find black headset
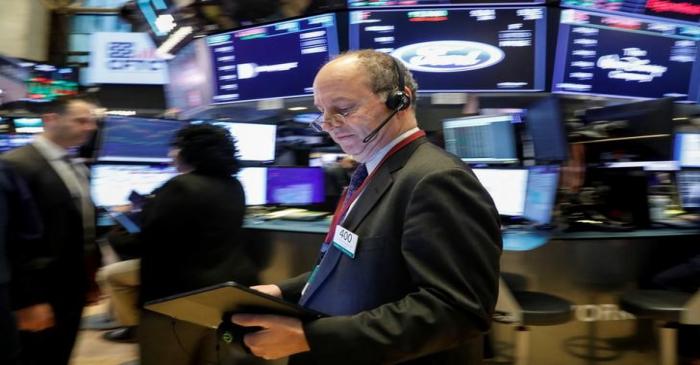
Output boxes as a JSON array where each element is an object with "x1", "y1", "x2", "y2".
[{"x1": 384, "y1": 57, "x2": 411, "y2": 112}]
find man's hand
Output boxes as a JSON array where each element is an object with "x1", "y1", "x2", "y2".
[
  {"x1": 15, "y1": 303, "x2": 55, "y2": 331},
  {"x1": 250, "y1": 284, "x2": 282, "y2": 298},
  {"x1": 231, "y1": 314, "x2": 310, "y2": 360}
]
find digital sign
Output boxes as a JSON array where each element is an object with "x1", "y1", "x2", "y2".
[
  {"x1": 552, "y1": 9, "x2": 700, "y2": 101},
  {"x1": 349, "y1": 7, "x2": 547, "y2": 92},
  {"x1": 349, "y1": 0, "x2": 545, "y2": 6},
  {"x1": 87, "y1": 32, "x2": 169, "y2": 85},
  {"x1": 207, "y1": 13, "x2": 340, "y2": 103},
  {"x1": 562, "y1": 0, "x2": 700, "y2": 24}
]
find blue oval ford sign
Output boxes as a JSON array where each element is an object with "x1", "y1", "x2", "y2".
[{"x1": 391, "y1": 41, "x2": 505, "y2": 73}]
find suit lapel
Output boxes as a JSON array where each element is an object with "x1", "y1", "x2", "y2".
[
  {"x1": 26, "y1": 145, "x2": 79, "y2": 210},
  {"x1": 299, "y1": 137, "x2": 429, "y2": 306}
]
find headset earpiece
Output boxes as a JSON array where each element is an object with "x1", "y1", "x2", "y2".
[{"x1": 385, "y1": 57, "x2": 411, "y2": 112}]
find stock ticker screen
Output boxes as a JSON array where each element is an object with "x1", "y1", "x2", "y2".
[
  {"x1": 552, "y1": 9, "x2": 700, "y2": 101},
  {"x1": 561, "y1": 0, "x2": 700, "y2": 24},
  {"x1": 349, "y1": 7, "x2": 547, "y2": 92},
  {"x1": 348, "y1": 0, "x2": 545, "y2": 7},
  {"x1": 207, "y1": 14, "x2": 340, "y2": 103},
  {"x1": 97, "y1": 116, "x2": 184, "y2": 163}
]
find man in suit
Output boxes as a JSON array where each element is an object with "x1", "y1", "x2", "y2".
[
  {"x1": 231, "y1": 50, "x2": 502, "y2": 364},
  {"x1": 0, "y1": 161, "x2": 43, "y2": 365},
  {"x1": 1, "y1": 96, "x2": 98, "y2": 365}
]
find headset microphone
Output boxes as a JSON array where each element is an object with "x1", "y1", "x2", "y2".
[{"x1": 362, "y1": 57, "x2": 411, "y2": 144}]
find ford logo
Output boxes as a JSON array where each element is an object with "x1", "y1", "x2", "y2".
[{"x1": 391, "y1": 41, "x2": 505, "y2": 73}]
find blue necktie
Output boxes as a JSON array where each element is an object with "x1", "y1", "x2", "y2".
[{"x1": 342, "y1": 163, "x2": 368, "y2": 212}]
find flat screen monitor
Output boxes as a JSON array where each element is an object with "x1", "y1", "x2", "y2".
[
  {"x1": 165, "y1": 38, "x2": 214, "y2": 115},
  {"x1": 560, "y1": 0, "x2": 700, "y2": 25},
  {"x1": 523, "y1": 165, "x2": 559, "y2": 225},
  {"x1": 23, "y1": 62, "x2": 79, "y2": 102},
  {"x1": 0, "y1": 134, "x2": 34, "y2": 153},
  {"x1": 443, "y1": 114, "x2": 518, "y2": 164},
  {"x1": 97, "y1": 116, "x2": 184, "y2": 163},
  {"x1": 267, "y1": 167, "x2": 325, "y2": 205},
  {"x1": 90, "y1": 164, "x2": 178, "y2": 207},
  {"x1": 237, "y1": 167, "x2": 268, "y2": 206},
  {"x1": 677, "y1": 169, "x2": 700, "y2": 210},
  {"x1": 581, "y1": 98, "x2": 674, "y2": 162},
  {"x1": 207, "y1": 13, "x2": 340, "y2": 103},
  {"x1": 472, "y1": 168, "x2": 528, "y2": 216},
  {"x1": 674, "y1": 132, "x2": 700, "y2": 168},
  {"x1": 210, "y1": 122, "x2": 277, "y2": 162},
  {"x1": 552, "y1": 9, "x2": 700, "y2": 101},
  {"x1": 349, "y1": 7, "x2": 547, "y2": 92},
  {"x1": 349, "y1": 0, "x2": 545, "y2": 7},
  {"x1": 13, "y1": 117, "x2": 44, "y2": 134},
  {"x1": 0, "y1": 117, "x2": 10, "y2": 133},
  {"x1": 526, "y1": 97, "x2": 569, "y2": 162},
  {"x1": 309, "y1": 152, "x2": 349, "y2": 167}
]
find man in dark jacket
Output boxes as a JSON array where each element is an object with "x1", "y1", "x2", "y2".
[{"x1": 231, "y1": 50, "x2": 502, "y2": 364}]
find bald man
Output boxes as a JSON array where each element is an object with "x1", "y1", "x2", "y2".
[{"x1": 232, "y1": 50, "x2": 502, "y2": 365}]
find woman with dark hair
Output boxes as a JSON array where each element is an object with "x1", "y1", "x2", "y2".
[{"x1": 138, "y1": 124, "x2": 260, "y2": 365}]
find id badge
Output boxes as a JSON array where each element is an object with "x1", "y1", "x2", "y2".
[{"x1": 332, "y1": 225, "x2": 359, "y2": 258}]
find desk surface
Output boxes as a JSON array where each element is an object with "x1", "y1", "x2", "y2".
[{"x1": 244, "y1": 218, "x2": 700, "y2": 251}]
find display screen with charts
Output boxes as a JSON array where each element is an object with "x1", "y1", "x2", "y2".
[
  {"x1": 90, "y1": 164, "x2": 178, "y2": 207},
  {"x1": 97, "y1": 116, "x2": 184, "y2": 163}
]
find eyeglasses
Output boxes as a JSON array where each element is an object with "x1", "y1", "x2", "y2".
[{"x1": 309, "y1": 104, "x2": 362, "y2": 133}]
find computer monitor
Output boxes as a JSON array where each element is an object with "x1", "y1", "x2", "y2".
[
  {"x1": 443, "y1": 114, "x2": 518, "y2": 164},
  {"x1": 552, "y1": 9, "x2": 700, "y2": 101},
  {"x1": 348, "y1": 0, "x2": 545, "y2": 7},
  {"x1": 472, "y1": 168, "x2": 529, "y2": 216},
  {"x1": 523, "y1": 165, "x2": 560, "y2": 225},
  {"x1": 210, "y1": 122, "x2": 277, "y2": 162},
  {"x1": 267, "y1": 167, "x2": 325, "y2": 206},
  {"x1": 677, "y1": 169, "x2": 700, "y2": 211},
  {"x1": 581, "y1": 98, "x2": 675, "y2": 162},
  {"x1": 560, "y1": 0, "x2": 700, "y2": 25},
  {"x1": 674, "y1": 132, "x2": 700, "y2": 168},
  {"x1": 309, "y1": 152, "x2": 349, "y2": 167},
  {"x1": 0, "y1": 134, "x2": 33, "y2": 153},
  {"x1": 237, "y1": 167, "x2": 268, "y2": 206},
  {"x1": 97, "y1": 116, "x2": 184, "y2": 163},
  {"x1": 13, "y1": 117, "x2": 44, "y2": 134},
  {"x1": 23, "y1": 62, "x2": 78, "y2": 102},
  {"x1": 349, "y1": 7, "x2": 547, "y2": 92},
  {"x1": 90, "y1": 164, "x2": 178, "y2": 207},
  {"x1": 526, "y1": 97, "x2": 569, "y2": 162},
  {"x1": 207, "y1": 13, "x2": 340, "y2": 103}
]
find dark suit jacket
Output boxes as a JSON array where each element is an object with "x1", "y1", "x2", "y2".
[
  {"x1": 139, "y1": 172, "x2": 259, "y2": 304},
  {"x1": 1, "y1": 145, "x2": 88, "y2": 308},
  {"x1": 278, "y1": 136, "x2": 502, "y2": 365}
]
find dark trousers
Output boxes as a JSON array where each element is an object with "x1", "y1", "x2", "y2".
[
  {"x1": 18, "y1": 293, "x2": 85, "y2": 365},
  {"x1": 0, "y1": 283, "x2": 20, "y2": 365}
]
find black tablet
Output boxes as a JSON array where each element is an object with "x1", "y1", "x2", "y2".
[{"x1": 144, "y1": 281, "x2": 326, "y2": 329}]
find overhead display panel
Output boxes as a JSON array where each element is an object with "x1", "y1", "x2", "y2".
[
  {"x1": 349, "y1": 7, "x2": 547, "y2": 92},
  {"x1": 552, "y1": 9, "x2": 700, "y2": 101},
  {"x1": 561, "y1": 0, "x2": 700, "y2": 25},
  {"x1": 207, "y1": 13, "x2": 340, "y2": 104},
  {"x1": 348, "y1": 0, "x2": 545, "y2": 7}
]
